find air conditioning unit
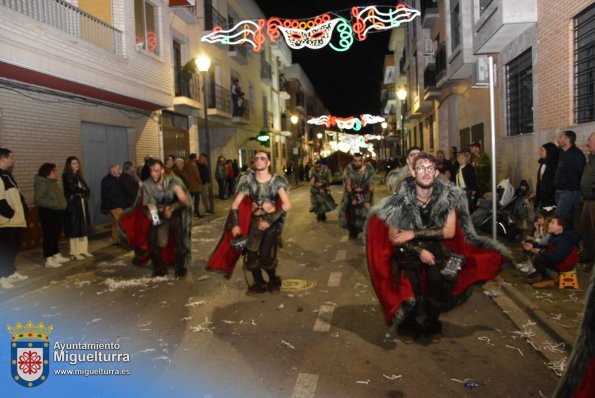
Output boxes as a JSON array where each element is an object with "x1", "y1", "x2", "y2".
[
  {"x1": 472, "y1": 56, "x2": 490, "y2": 87},
  {"x1": 423, "y1": 39, "x2": 434, "y2": 56}
]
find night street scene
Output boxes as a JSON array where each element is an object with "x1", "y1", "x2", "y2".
[{"x1": 0, "y1": 1, "x2": 594, "y2": 397}]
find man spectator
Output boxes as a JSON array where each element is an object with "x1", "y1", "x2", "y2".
[
  {"x1": 469, "y1": 141, "x2": 491, "y2": 195},
  {"x1": 0, "y1": 147, "x2": 29, "y2": 289},
  {"x1": 197, "y1": 154, "x2": 212, "y2": 215},
  {"x1": 184, "y1": 153, "x2": 202, "y2": 218},
  {"x1": 120, "y1": 161, "x2": 140, "y2": 209},
  {"x1": 101, "y1": 164, "x2": 126, "y2": 246},
  {"x1": 173, "y1": 158, "x2": 189, "y2": 188},
  {"x1": 140, "y1": 155, "x2": 152, "y2": 182},
  {"x1": 215, "y1": 156, "x2": 227, "y2": 199},
  {"x1": 579, "y1": 132, "x2": 595, "y2": 271},
  {"x1": 555, "y1": 130, "x2": 587, "y2": 227}
]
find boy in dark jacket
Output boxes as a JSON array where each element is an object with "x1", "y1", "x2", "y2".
[{"x1": 523, "y1": 215, "x2": 579, "y2": 288}]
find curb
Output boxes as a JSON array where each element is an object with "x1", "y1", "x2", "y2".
[{"x1": 493, "y1": 276, "x2": 576, "y2": 351}]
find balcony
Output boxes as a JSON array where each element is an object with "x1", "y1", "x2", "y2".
[
  {"x1": 420, "y1": 0, "x2": 439, "y2": 29},
  {"x1": 423, "y1": 64, "x2": 440, "y2": 100},
  {"x1": 473, "y1": 0, "x2": 537, "y2": 54},
  {"x1": 232, "y1": 98, "x2": 250, "y2": 124},
  {"x1": 229, "y1": 44, "x2": 248, "y2": 65},
  {"x1": 172, "y1": 67, "x2": 201, "y2": 114},
  {"x1": 261, "y1": 60, "x2": 272, "y2": 83},
  {"x1": 263, "y1": 111, "x2": 273, "y2": 130},
  {"x1": 204, "y1": 6, "x2": 226, "y2": 31},
  {"x1": 2, "y1": 0, "x2": 122, "y2": 55},
  {"x1": 206, "y1": 83, "x2": 231, "y2": 119}
]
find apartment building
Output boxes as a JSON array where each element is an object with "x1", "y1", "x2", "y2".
[
  {"x1": 169, "y1": 0, "x2": 295, "y2": 177},
  {"x1": 0, "y1": 0, "x2": 173, "y2": 245},
  {"x1": 387, "y1": 0, "x2": 595, "y2": 187}
]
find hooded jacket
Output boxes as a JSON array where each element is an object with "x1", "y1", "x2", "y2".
[{"x1": 34, "y1": 174, "x2": 67, "y2": 210}]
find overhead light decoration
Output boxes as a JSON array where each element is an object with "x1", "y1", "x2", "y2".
[
  {"x1": 201, "y1": 4, "x2": 420, "y2": 52},
  {"x1": 307, "y1": 114, "x2": 385, "y2": 131}
]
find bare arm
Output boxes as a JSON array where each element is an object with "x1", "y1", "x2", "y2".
[
  {"x1": 278, "y1": 188, "x2": 291, "y2": 212},
  {"x1": 442, "y1": 211, "x2": 456, "y2": 239}
]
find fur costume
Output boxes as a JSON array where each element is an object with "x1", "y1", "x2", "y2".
[
  {"x1": 207, "y1": 172, "x2": 288, "y2": 277},
  {"x1": 366, "y1": 176, "x2": 514, "y2": 324},
  {"x1": 554, "y1": 270, "x2": 595, "y2": 398},
  {"x1": 309, "y1": 166, "x2": 337, "y2": 215},
  {"x1": 338, "y1": 163, "x2": 375, "y2": 231},
  {"x1": 118, "y1": 178, "x2": 193, "y2": 268}
]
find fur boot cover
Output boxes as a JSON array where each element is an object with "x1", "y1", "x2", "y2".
[{"x1": 365, "y1": 176, "x2": 514, "y2": 324}]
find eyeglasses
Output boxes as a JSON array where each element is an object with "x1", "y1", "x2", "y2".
[
  {"x1": 253, "y1": 156, "x2": 268, "y2": 161},
  {"x1": 415, "y1": 165, "x2": 436, "y2": 174}
]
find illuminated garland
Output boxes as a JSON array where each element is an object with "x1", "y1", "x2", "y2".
[
  {"x1": 201, "y1": 4, "x2": 420, "y2": 52},
  {"x1": 307, "y1": 114, "x2": 385, "y2": 131}
]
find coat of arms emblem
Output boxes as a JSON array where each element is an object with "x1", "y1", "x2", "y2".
[{"x1": 7, "y1": 321, "x2": 52, "y2": 387}]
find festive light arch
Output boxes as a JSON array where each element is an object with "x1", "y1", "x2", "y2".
[
  {"x1": 201, "y1": 4, "x2": 420, "y2": 52},
  {"x1": 307, "y1": 114, "x2": 385, "y2": 131}
]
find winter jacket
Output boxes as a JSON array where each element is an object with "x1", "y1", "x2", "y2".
[
  {"x1": 183, "y1": 161, "x2": 202, "y2": 192},
  {"x1": 580, "y1": 153, "x2": 595, "y2": 201},
  {"x1": 101, "y1": 174, "x2": 125, "y2": 212},
  {"x1": 534, "y1": 229, "x2": 580, "y2": 272},
  {"x1": 62, "y1": 172, "x2": 91, "y2": 238},
  {"x1": 119, "y1": 172, "x2": 139, "y2": 209},
  {"x1": 0, "y1": 170, "x2": 27, "y2": 228},
  {"x1": 33, "y1": 175, "x2": 67, "y2": 210},
  {"x1": 535, "y1": 158, "x2": 557, "y2": 208},
  {"x1": 555, "y1": 145, "x2": 586, "y2": 191}
]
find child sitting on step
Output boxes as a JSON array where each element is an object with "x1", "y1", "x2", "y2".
[{"x1": 523, "y1": 215, "x2": 580, "y2": 288}]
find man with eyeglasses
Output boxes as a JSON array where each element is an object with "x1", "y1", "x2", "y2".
[
  {"x1": 208, "y1": 151, "x2": 291, "y2": 295},
  {"x1": 367, "y1": 153, "x2": 511, "y2": 344},
  {"x1": 339, "y1": 153, "x2": 375, "y2": 240}
]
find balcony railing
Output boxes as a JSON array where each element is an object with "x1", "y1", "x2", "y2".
[
  {"x1": 204, "y1": 6, "x2": 226, "y2": 30},
  {"x1": 420, "y1": 0, "x2": 438, "y2": 28},
  {"x1": 207, "y1": 83, "x2": 231, "y2": 114},
  {"x1": 173, "y1": 67, "x2": 201, "y2": 101},
  {"x1": 261, "y1": 60, "x2": 272, "y2": 80},
  {"x1": 233, "y1": 98, "x2": 250, "y2": 120},
  {"x1": 424, "y1": 64, "x2": 437, "y2": 88},
  {"x1": 296, "y1": 91, "x2": 305, "y2": 108},
  {"x1": 229, "y1": 43, "x2": 248, "y2": 64},
  {"x1": 2, "y1": 0, "x2": 122, "y2": 55}
]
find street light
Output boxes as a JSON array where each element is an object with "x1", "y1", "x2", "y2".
[
  {"x1": 396, "y1": 87, "x2": 408, "y2": 158},
  {"x1": 290, "y1": 114, "x2": 299, "y2": 186},
  {"x1": 195, "y1": 54, "x2": 215, "y2": 214}
]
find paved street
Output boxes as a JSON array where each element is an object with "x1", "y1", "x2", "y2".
[{"x1": 1, "y1": 184, "x2": 563, "y2": 397}]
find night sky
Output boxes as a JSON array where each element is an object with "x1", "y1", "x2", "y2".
[{"x1": 254, "y1": 1, "x2": 392, "y2": 117}]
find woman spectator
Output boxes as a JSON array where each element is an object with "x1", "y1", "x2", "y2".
[
  {"x1": 62, "y1": 156, "x2": 93, "y2": 260},
  {"x1": 34, "y1": 163, "x2": 69, "y2": 268},
  {"x1": 120, "y1": 161, "x2": 139, "y2": 209},
  {"x1": 535, "y1": 142, "x2": 559, "y2": 212},
  {"x1": 455, "y1": 151, "x2": 479, "y2": 211}
]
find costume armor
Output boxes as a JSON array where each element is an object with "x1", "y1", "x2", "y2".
[
  {"x1": 339, "y1": 162, "x2": 375, "y2": 238},
  {"x1": 309, "y1": 166, "x2": 336, "y2": 220}
]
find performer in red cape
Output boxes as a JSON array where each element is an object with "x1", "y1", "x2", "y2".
[
  {"x1": 208, "y1": 150, "x2": 291, "y2": 294},
  {"x1": 118, "y1": 159, "x2": 192, "y2": 278},
  {"x1": 366, "y1": 153, "x2": 513, "y2": 343},
  {"x1": 554, "y1": 271, "x2": 595, "y2": 398}
]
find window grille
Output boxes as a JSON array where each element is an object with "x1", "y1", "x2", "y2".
[
  {"x1": 574, "y1": 4, "x2": 595, "y2": 124},
  {"x1": 506, "y1": 49, "x2": 533, "y2": 136}
]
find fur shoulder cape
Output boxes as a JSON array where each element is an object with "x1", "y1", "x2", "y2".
[{"x1": 365, "y1": 177, "x2": 514, "y2": 324}]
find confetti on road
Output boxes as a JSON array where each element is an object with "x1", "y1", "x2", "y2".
[
  {"x1": 505, "y1": 345, "x2": 524, "y2": 356},
  {"x1": 477, "y1": 336, "x2": 495, "y2": 347},
  {"x1": 382, "y1": 374, "x2": 402, "y2": 380},
  {"x1": 546, "y1": 358, "x2": 567, "y2": 376},
  {"x1": 356, "y1": 379, "x2": 370, "y2": 385},
  {"x1": 281, "y1": 340, "x2": 295, "y2": 349},
  {"x1": 277, "y1": 304, "x2": 285, "y2": 310},
  {"x1": 541, "y1": 342, "x2": 566, "y2": 354},
  {"x1": 185, "y1": 300, "x2": 207, "y2": 307},
  {"x1": 197, "y1": 275, "x2": 210, "y2": 281},
  {"x1": 86, "y1": 318, "x2": 101, "y2": 325}
]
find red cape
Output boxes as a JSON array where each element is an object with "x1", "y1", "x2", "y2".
[
  {"x1": 118, "y1": 191, "x2": 177, "y2": 265},
  {"x1": 206, "y1": 196, "x2": 253, "y2": 277},
  {"x1": 366, "y1": 211, "x2": 507, "y2": 324}
]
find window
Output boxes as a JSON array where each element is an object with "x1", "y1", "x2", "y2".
[
  {"x1": 451, "y1": 1, "x2": 460, "y2": 51},
  {"x1": 574, "y1": 4, "x2": 595, "y2": 124},
  {"x1": 506, "y1": 49, "x2": 533, "y2": 136},
  {"x1": 135, "y1": 0, "x2": 158, "y2": 54},
  {"x1": 427, "y1": 116, "x2": 434, "y2": 150}
]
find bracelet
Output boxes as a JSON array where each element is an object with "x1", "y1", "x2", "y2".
[
  {"x1": 414, "y1": 229, "x2": 444, "y2": 240},
  {"x1": 230, "y1": 209, "x2": 240, "y2": 227},
  {"x1": 401, "y1": 243, "x2": 423, "y2": 256}
]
